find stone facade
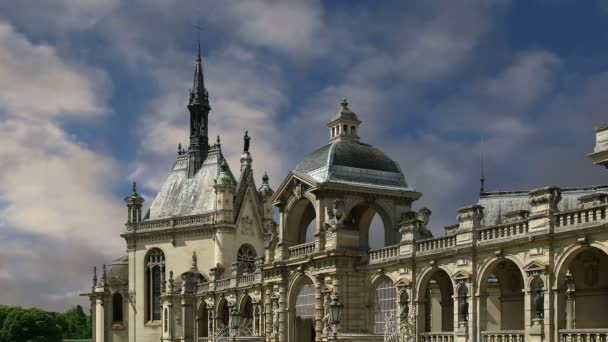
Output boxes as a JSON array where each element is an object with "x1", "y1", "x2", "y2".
[{"x1": 88, "y1": 46, "x2": 608, "y2": 342}]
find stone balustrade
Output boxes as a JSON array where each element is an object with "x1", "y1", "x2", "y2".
[
  {"x1": 481, "y1": 331, "x2": 524, "y2": 342},
  {"x1": 416, "y1": 235, "x2": 457, "y2": 253},
  {"x1": 560, "y1": 329, "x2": 608, "y2": 342},
  {"x1": 369, "y1": 245, "x2": 399, "y2": 262},
  {"x1": 125, "y1": 212, "x2": 214, "y2": 232},
  {"x1": 216, "y1": 278, "x2": 231, "y2": 289},
  {"x1": 555, "y1": 205, "x2": 608, "y2": 229},
  {"x1": 288, "y1": 241, "x2": 316, "y2": 258},
  {"x1": 419, "y1": 332, "x2": 455, "y2": 342},
  {"x1": 237, "y1": 273, "x2": 255, "y2": 285},
  {"x1": 477, "y1": 220, "x2": 529, "y2": 242}
]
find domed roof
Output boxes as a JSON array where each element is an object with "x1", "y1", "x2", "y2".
[
  {"x1": 294, "y1": 139, "x2": 414, "y2": 191},
  {"x1": 106, "y1": 255, "x2": 128, "y2": 286}
]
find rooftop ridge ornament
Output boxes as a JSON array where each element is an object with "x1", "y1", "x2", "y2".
[
  {"x1": 191, "y1": 251, "x2": 198, "y2": 270},
  {"x1": 341, "y1": 98, "x2": 348, "y2": 109},
  {"x1": 132, "y1": 181, "x2": 138, "y2": 195}
]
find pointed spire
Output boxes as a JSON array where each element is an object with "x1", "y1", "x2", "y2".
[
  {"x1": 259, "y1": 171, "x2": 274, "y2": 198},
  {"x1": 480, "y1": 136, "x2": 486, "y2": 194},
  {"x1": 189, "y1": 36, "x2": 207, "y2": 108},
  {"x1": 101, "y1": 264, "x2": 107, "y2": 286}
]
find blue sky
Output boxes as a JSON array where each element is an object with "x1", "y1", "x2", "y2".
[{"x1": 0, "y1": 0, "x2": 607, "y2": 311}]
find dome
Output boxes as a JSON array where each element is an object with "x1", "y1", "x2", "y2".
[
  {"x1": 106, "y1": 255, "x2": 128, "y2": 286},
  {"x1": 294, "y1": 139, "x2": 414, "y2": 191}
]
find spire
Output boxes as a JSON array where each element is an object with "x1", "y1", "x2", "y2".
[
  {"x1": 186, "y1": 34, "x2": 211, "y2": 177},
  {"x1": 259, "y1": 171, "x2": 274, "y2": 198}
]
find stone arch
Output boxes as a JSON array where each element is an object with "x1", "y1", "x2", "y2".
[
  {"x1": 347, "y1": 200, "x2": 395, "y2": 250},
  {"x1": 216, "y1": 297, "x2": 229, "y2": 330},
  {"x1": 477, "y1": 257, "x2": 525, "y2": 332},
  {"x1": 415, "y1": 266, "x2": 455, "y2": 333},
  {"x1": 239, "y1": 293, "x2": 254, "y2": 332},
  {"x1": 287, "y1": 273, "x2": 317, "y2": 342},
  {"x1": 554, "y1": 245, "x2": 608, "y2": 330},
  {"x1": 284, "y1": 197, "x2": 317, "y2": 245},
  {"x1": 197, "y1": 298, "x2": 209, "y2": 338},
  {"x1": 554, "y1": 242, "x2": 608, "y2": 287}
]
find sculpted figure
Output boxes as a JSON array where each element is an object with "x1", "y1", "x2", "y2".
[
  {"x1": 324, "y1": 199, "x2": 346, "y2": 231},
  {"x1": 272, "y1": 300, "x2": 280, "y2": 334}
]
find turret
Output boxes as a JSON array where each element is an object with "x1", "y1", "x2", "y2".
[
  {"x1": 214, "y1": 158, "x2": 235, "y2": 215},
  {"x1": 259, "y1": 172, "x2": 275, "y2": 221},
  {"x1": 328, "y1": 98, "x2": 361, "y2": 143},
  {"x1": 124, "y1": 182, "x2": 144, "y2": 223}
]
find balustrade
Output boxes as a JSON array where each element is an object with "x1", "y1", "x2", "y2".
[
  {"x1": 481, "y1": 331, "x2": 524, "y2": 342},
  {"x1": 288, "y1": 241, "x2": 316, "y2": 258},
  {"x1": 369, "y1": 245, "x2": 399, "y2": 262},
  {"x1": 560, "y1": 329, "x2": 608, "y2": 342},
  {"x1": 419, "y1": 332, "x2": 455, "y2": 342},
  {"x1": 416, "y1": 235, "x2": 456, "y2": 253},
  {"x1": 477, "y1": 221, "x2": 529, "y2": 242},
  {"x1": 556, "y1": 205, "x2": 608, "y2": 229}
]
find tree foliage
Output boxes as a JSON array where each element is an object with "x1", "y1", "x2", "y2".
[{"x1": 0, "y1": 305, "x2": 91, "y2": 342}]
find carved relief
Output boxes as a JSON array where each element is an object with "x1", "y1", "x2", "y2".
[
  {"x1": 240, "y1": 215, "x2": 254, "y2": 236},
  {"x1": 324, "y1": 199, "x2": 346, "y2": 231}
]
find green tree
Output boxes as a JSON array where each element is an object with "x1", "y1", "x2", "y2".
[
  {"x1": 2, "y1": 307, "x2": 62, "y2": 342},
  {"x1": 61, "y1": 305, "x2": 89, "y2": 339}
]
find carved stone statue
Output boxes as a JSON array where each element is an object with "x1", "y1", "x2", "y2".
[
  {"x1": 243, "y1": 131, "x2": 251, "y2": 152},
  {"x1": 272, "y1": 300, "x2": 280, "y2": 334},
  {"x1": 265, "y1": 221, "x2": 279, "y2": 248},
  {"x1": 322, "y1": 293, "x2": 331, "y2": 334},
  {"x1": 324, "y1": 199, "x2": 346, "y2": 231}
]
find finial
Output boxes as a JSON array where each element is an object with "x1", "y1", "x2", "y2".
[
  {"x1": 262, "y1": 171, "x2": 269, "y2": 183},
  {"x1": 93, "y1": 266, "x2": 98, "y2": 287},
  {"x1": 102, "y1": 264, "x2": 107, "y2": 286},
  {"x1": 341, "y1": 98, "x2": 348, "y2": 109},
  {"x1": 243, "y1": 131, "x2": 251, "y2": 152},
  {"x1": 217, "y1": 135, "x2": 221, "y2": 146},
  {"x1": 192, "y1": 251, "x2": 198, "y2": 269},
  {"x1": 220, "y1": 158, "x2": 228, "y2": 171},
  {"x1": 178, "y1": 143, "x2": 183, "y2": 155},
  {"x1": 132, "y1": 181, "x2": 137, "y2": 195}
]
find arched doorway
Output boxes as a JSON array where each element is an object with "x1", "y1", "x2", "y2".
[
  {"x1": 217, "y1": 298, "x2": 229, "y2": 331},
  {"x1": 240, "y1": 295, "x2": 254, "y2": 333},
  {"x1": 290, "y1": 276, "x2": 316, "y2": 342},
  {"x1": 556, "y1": 246, "x2": 608, "y2": 331},
  {"x1": 479, "y1": 259, "x2": 524, "y2": 333},
  {"x1": 418, "y1": 269, "x2": 454, "y2": 333}
]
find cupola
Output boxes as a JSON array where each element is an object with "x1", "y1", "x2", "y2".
[{"x1": 328, "y1": 98, "x2": 361, "y2": 143}]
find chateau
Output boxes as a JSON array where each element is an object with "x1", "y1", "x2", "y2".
[{"x1": 88, "y1": 43, "x2": 608, "y2": 342}]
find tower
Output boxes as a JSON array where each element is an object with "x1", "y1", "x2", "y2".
[
  {"x1": 124, "y1": 182, "x2": 144, "y2": 223},
  {"x1": 187, "y1": 39, "x2": 211, "y2": 177}
]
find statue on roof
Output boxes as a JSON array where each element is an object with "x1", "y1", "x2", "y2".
[{"x1": 244, "y1": 131, "x2": 251, "y2": 152}]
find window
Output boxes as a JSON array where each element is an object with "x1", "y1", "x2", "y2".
[
  {"x1": 237, "y1": 244, "x2": 257, "y2": 274},
  {"x1": 372, "y1": 276, "x2": 396, "y2": 334},
  {"x1": 295, "y1": 279, "x2": 316, "y2": 319},
  {"x1": 146, "y1": 248, "x2": 165, "y2": 321},
  {"x1": 112, "y1": 293, "x2": 123, "y2": 322}
]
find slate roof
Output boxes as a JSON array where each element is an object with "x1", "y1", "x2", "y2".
[
  {"x1": 294, "y1": 139, "x2": 413, "y2": 191},
  {"x1": 478, "y1": 185, "x2": 608, "y2": 226},
  {"x1": 106, "y1": 255, "x2": 128, "y2": 286},
  {"x1": 148, "y1": 145, "x2": 236, "y2": 219}
]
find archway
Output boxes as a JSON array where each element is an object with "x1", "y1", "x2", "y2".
[
  {"x1": 556, "y1": 246, "x2": 608, "y2": 330},
  {"x1": 349, "y1": 203, "x2": 394, "y2": 250},
  {"x1": 289, "y1": 276, "x2": 316, "y2": 342},
  {"x1": 197, "y1": 302, "x2": 208, "y2": 338},
  {"x1": 285, "y1": 198, "x2": 317, "y2": 245},
  {"x1": 217, "y1": 298, "x2": 229, "y2": 330},
  {"x1": 479, "y1": 259, "x2": 524, "y2": 332},
  {"x1": 240, "y1": 295, "x2": 254, "y2": 333},
  {"x1": 418, "y1": 269, "x2": 454, "y2": 333}
]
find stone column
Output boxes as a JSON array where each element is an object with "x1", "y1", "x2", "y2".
[
  {"x1": 207, "y1": 307, "x2": 214, "y2": 339},
  {"x1": 475, "y1": 294, "x2": 487, "y2": 342},
  {"x1": 264, "y1": 287, "x2": 273, "y2": 342},
  {"x1": 279, "y1": 282, "x2": 287, "y2": 342},
  {"x1": 565, "y1": 271, "x2": 575, "y2": 329},
  {"x1": 94, "y1": 296, "x2": 104, "y2": 342},
  {"x1": 315, "y1": 276, "x2": 324, "y2": 342}
]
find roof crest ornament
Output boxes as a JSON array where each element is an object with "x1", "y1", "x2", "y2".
[{"x1": 244, "y1": 130, "x2": 251, "y2": 152}]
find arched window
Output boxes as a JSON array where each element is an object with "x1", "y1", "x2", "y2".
[
  {"x1": 237, "y1": 244, "x2": 257, "y2": 274},
  {"x1": 112, "y1": 293, "x2": 123, "y2": 322},
  {"x1": 241, "y1": 296, "x2": 254, "y2": 331},
  {"x1": 146, "y1": 248, "x2": 165, "y2": 321},
  {"x1": 371, "y1": 276, "x2": 397, "y2": 334}
]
